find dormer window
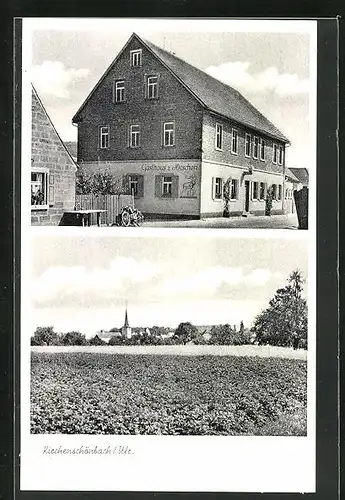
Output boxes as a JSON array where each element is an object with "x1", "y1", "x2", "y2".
[{"x1": 130, "y1": 49, "x2": 142, "y2": 67}]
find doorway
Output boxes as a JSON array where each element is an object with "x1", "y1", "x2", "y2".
[{"x1": 244, "y1": 180, "x2": 250, "y2": 212}]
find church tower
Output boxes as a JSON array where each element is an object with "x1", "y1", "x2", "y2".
[{"x1": 121, "y1": 304, "x2": 132, "y2": 339}]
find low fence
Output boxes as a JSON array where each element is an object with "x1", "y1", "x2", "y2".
[{"x1": 75, "y1": 194, "x2": 134, "y2": 226}]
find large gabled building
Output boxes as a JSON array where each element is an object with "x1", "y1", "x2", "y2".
[{"x1": 73, "y1": 33, "x2": 294, "y2": 218}]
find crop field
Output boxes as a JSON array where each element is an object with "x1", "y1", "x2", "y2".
[{"x1": 31, "y1": 352, "x2": 307, "y2": 436}]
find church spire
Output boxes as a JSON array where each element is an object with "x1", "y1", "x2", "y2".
[{"x1": 124, "y1": 303, "x2": 129, "y2": 328}]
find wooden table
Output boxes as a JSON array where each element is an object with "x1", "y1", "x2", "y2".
[{"x1": 64, "y1": 209, "x2": 107, "y2": 227}]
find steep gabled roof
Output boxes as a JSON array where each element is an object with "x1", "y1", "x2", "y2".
[
  {"x1": 288, "y1": 167, "x2": 309, "y2": 186},
  {"x1": 32, "y1": 85, "x2": 77, "y2": 168},
  {"x1": 72, "y1": 34, "x2": 289, "y2": 143},
  {"x1": 285, "y1": 168, "x2": 301, "y2": 183}
]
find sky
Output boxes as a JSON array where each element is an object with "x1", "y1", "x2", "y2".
[
  {"x1": 29, "y1": 233, "x2": 309, "y2": 337},
  {"x1": 27, "y1": 18, "x2": 316, "y2": 170}
]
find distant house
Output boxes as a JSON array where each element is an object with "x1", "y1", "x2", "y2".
[
  {"x1": 288, "y1": 168, "x2": 309, "y2": 188},
  {"x1": 64, "y1": 141, "x2": 78, "y2": 163},
  {"x1": 31, "y1": 86, "x2": 76, "y2": 225},
  {"x1": 73, "y1": 33, "x2": 295, "y2": 219}
]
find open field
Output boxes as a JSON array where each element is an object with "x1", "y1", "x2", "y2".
[
  {"x1": 31, "y1": 352, "x2": 307, "y2": 436},
  {"x1": 31, "y1": 344, "x2": 307, "y2": 360}
]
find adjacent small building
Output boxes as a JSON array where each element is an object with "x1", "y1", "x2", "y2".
[
  {"x1": 73, "y1": 33, "x2": 295, "y2": 219},
  {"x1": 31, "y1": 86, "x2": 76, "y2": 225}
]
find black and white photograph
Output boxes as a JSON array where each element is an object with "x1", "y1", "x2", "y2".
[
  {"x1": 30, "y1": 235, "x2": 308, "y2": 437},
  {"x1": 28, "y1": 19, "x2": 313, "y2": 229},
  {"x1": 19, "y1": 18, "x2": 318, "y2": 493}
]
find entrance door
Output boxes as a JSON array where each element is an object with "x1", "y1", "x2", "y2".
[{"x1": 244, "y1": 180, "x2": 250, "y2": 212}]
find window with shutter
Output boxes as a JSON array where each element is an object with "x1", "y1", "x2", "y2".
[{"x1": 31, "y1": 169, "x2": 49, "y2": 209}]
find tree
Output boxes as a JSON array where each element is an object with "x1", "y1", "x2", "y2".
[
  {"x1": 173, "y1": 322, "x2": 199, "y2": 345},
  {"x1": 88, "y1": 335, "x2": 106, "y2": 346},
  {"x1": 108, "y1": 335, "x2": 124, "y2": 346},
  {"x1": 76, "y1": 168, "x2": 124, "y2": 195},
  {"x1": 31, "y1": 326, "x2": 61, "y2": 346},
  {"x1": 236, "y1": 321, "x2": 252, "y2": 345},
  {"x1": 75, "y1": 167, "x2": 94, "y2": 195},
  {"x1": 208, "y1": 324, "x2": 236, "y2": 345},
  {"x1": 61, "y1": 331, "x2": 86, "y2": 346},
  {"x1": 251, "y1": 270, "x2": 308, "y2": 348}
]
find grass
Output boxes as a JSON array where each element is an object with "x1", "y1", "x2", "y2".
[{"x1": 31, "y1": 352, "x2": 307, "y2": 436}]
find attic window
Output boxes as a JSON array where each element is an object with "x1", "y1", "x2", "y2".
[{"x1": 130, "y1": 49, "x2": 142, "y2": 67}]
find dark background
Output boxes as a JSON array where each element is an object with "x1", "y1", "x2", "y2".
[{"x1": 1, "y1": 6, "x2": 341, "y2": 500}]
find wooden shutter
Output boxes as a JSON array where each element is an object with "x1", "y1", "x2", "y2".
[
  {"x1": 138, "y1": 175, "x2": 144, "y2": 198},
  {"x1": 211, "y1": 177, "x2": 216, "y2": 200},
  {"x1": 122, "y1": 174, "x2": 129, "y2": 194},
  {"x1": 48, "y1": 173, "x2": 54, "y2": 206},
  {"x1": 155, "y1": 175, "x2": 163, "y2": 198},
  {"x1": 235, "y1": 179, "x2": 239, "y2": 199},
  {"x1": 172, "y1": 175, "x2": 179, "y2": 198}
]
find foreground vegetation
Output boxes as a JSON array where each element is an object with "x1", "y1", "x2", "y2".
[{"x1": 31, "y1": 352, "x2": 307, "y2": 436}]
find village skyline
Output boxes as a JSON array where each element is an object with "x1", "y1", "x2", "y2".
[{"x1": 29, "y1": 234, "x2": 309, "y2": 336}]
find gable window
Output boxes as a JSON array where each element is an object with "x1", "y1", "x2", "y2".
[
  {"x1": 231, "y1": 128, "x2": 238, "y2": 154},
  {"x1": 31, "y1": 169, "x2": 48, "y2": 208},
  {"x1": 130, "y1": 49, "x2": 142, "y2": 67},
  {"x1": 129, "y1": 124, "x2": 140, "y2": 148},
  {"x1": 260, "y1": 138, "x2": 266, "y2": 161},
  {"x1": 230, "y1": 179, "x2": 238, "y2": 200},
  {"x1": 253, "y1": 136, "x2": 259, "y2": 159},
  {"x1": 245, "y1": 134, "x2": 251, "y2": 157},
  {"x1": 147, "y1": 75, "x2": 159, "y2": 99},
  {"x1": 252, "y1": 181, "x2": 259, "y2": 200},
  {"x1": 273, "y1": 143, "x2": 278, "y2": 164},
  {"x1": 163, "y1": 122, "x2": 175, "y2": 147},
  {"x1": 215, "y1": 123, "x2": 223, "y2": 150},
  {"x1": 114, "y1": 80, "x2": 125, "y2": 103},
  {"x1": 278, "y1": 145, "x2": 284, "y2": 165},
  {"x1": 100, "y1": 126, "x2": 109, "y2": 149},
  {"x1": 259, "y1": 182, "x2": 266, "y2": 200}
]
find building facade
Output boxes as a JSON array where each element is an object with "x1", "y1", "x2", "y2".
[
  {"x1": 73, "y1": 34, "x2": 294, "y2": 218},
  {"x1": 31, "y1": 86, "x2": 76, "y2": 225}
]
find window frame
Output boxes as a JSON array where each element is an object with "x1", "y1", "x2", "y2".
[
  {"x1": 214, "y1": 177, "x2": 223, "y2": 200},
  {"x1": 272, "y1": 143, "x2": 278, "y2": 164},
  {"x1": 130, "y1": 49, "x2": 142, "y2": 67},
  {"x1": 100, "y1": 126, "x2": 110, "y2": 149},
  {"x1": 272, "y1": 183, "x2": 277, "y2": 200},
  {"x1": 260, "y1": 137, "x2": 266, "y2": 161},
  {"x1": 114, "y1": 80, "x2": 125, "y2": 103},
  {"x1": 252, "y1": 181, "x2": 259, "y2": 200},
  {"x1": 147, "y1": 75, "x2": 159, "y2": 99},
  {"x1": 129, "y1": 124, "x2": 141, "y2": 148},
  {"x1": 230, "y1": 178, "x2": 238, "y2": 201},
  {"x1": 215, "y1": 123, "x2": 223, "y2": 151},
  {"x1": 128, "y1": 175, "x2": 139, "y2": 196},
  {"x1": 31, "y1": 167, "x2": 49, "y2": 210},
  {"x1": 278, "y1": 184, "x2": 282, "y2": 201},
  {"x1": 278, "y1": 145, "x2": 284, "y2": 165},
  {"x1": 259, "y1": 182, "x2": 266, "y2": 201},
  {"x1": 162, "y1": 175, "x2": 173, "y2": 197},
  {"x1": 231, "y1": 128, "x2": 238, "y2": 155},
  {"x1": 163, "y1": 121, "x2": 175, "y2": 147},
  {"x1": 245, "y1": 133, "x2": 251, "y2": 158},
  {"x1": 253, "y1": 136, "x2": 259, "y2": 159}
]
